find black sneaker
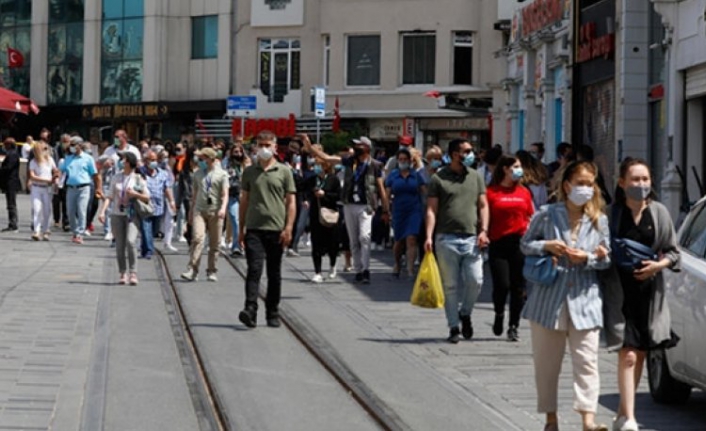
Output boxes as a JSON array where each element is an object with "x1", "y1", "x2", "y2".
[
  {"x1": 267, "y1": 316, "x2": 281, "y2": 328},
  {"x1": 460, "y1": 314, "x2": 473, "y2": 339},
  {"x1": 362, "y1": 270, "x2": 370, "y2": 284},
  {"x1": 238, "y1": 308, "x2": 257, "y2": 328},
  {"x1": 447, "y1": 327, "x2": 461, "y2": 344},
  {"x1": 1, "y1": 227, "x2": 18, "y2": 233},
  {"x1": 507, "y1": 325, "x2": 519, "y2": 342},
  {"x1": 493, "y1": 313, "x2": 504, "y2": 336},
  {"x1": 355, "y1": 272, "x2": 364, "y2": 282}
]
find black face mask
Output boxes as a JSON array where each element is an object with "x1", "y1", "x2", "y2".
[
  {"x1": 353, "y1": 147, "x2": 365, "y2": 158},
  {"x1": 233, "y1": 154, "x2": 244, "y2": 162}
]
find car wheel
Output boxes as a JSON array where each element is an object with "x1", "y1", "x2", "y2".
[{"x1": 647, "y1": 348, "x2": 692, "y2": 404}]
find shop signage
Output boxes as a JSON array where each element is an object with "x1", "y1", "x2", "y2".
[
  {"x1": 231, "y1": 114, "x2": 297, "y2": 138},
  {"x1": 419, "y1": 117, "x2": 489, "y2": 131},
  {"x1": 81, "y1": 103, "x2": 169, "y2": 121},
  {"x1": 369, "y1": 119, "x2": 403, "y2": 140},
  {"x1": 521, "y1": 0, "x2": 565, "y2": 38},
  {"x1": 576, "y1": 22, "x2": 615, "y2": 63}
]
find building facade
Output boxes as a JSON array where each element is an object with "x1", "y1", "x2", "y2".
[{"x1": 0, "y1": 0, "x2": 506, "y2": 152}]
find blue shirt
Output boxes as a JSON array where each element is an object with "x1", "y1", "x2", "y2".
[
  {"x1": 61, "y1": 153, "x2": 97, "y2": 186},
  {"x1": 139, "y1": 166, "x2": 170, "y2": 216},
  {"x1": 384, "y1": 169, "x2": 425, "y2": 215}
]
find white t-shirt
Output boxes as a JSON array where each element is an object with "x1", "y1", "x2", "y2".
[
  {"x1": 21, "y1": 143, "x2": 32, "y2": 160},
  {"x1": 109, "y1": 172, "x2": 149, "y2": 215},
  {"x1": 29, "y1": 158, "x2": 56, "y2": 186},
  {"x1": 103, "y1": 144, "x2": 142, "y2": 163}
]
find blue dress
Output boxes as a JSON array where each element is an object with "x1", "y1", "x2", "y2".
[{"x1": 385, "y1": 169, "x2": 425, "y2": 241}]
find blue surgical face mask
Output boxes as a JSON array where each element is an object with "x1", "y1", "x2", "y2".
[
  {"x1": 442, "y1": 154, "x2": 451, "y2": 165},
  {"x1": 113, "y1": 138, "x2": 120, "y2": 147},
  {"x1": 462, "y1": 152, "x2": 475, "y2": 167},
  {"x1": 149, "y1": 161, "x2": 159, "y2": 170},
  {"x1": 198, "y1": 160, "x2": 208, "y2": 171},
  {"x1": 292, "y1": 155, "x2": 301, "y2": 165},
  {"x1": 398, "y1": 162, "x2": 410, "y2": 171},
  {"x1": 334, "y1": 164, "x2": 343, "y2": 173},
  {"x1": 313, "y1": 164, "x2": 323, "y2": 175},
  {"x1": 430, "y1": 160, "x2": 442, "y2": 169},
  {"x1": 69, "y1": 146, "x2": 77, "y2": 154},
  {"x1": 117, "y1": 160, "x2": 125, "y2": 170},
  {"x1": 307, "y1": 157, "x2": 316, "y2": 166},
  {"x1": 511, "y1": 167, "x2": 524, "y2": 181}
]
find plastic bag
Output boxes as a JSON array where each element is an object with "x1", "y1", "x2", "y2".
[{"x1": 410, "y1": 252, "x2": 445, "y2": 308}]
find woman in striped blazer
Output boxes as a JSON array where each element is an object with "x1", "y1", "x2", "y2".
[{"x1": 521, "y1": 161, "x2": 611, "y2": 431}]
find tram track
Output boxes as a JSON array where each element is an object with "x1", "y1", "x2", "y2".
[{"x1": 153, "y1": 248, "x2": 410, "y2": 431}]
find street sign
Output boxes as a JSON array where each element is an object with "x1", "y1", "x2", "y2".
[
  {"x1": 227, "y1": 95, "x2": 257, "y2": 117},
  {"x1": 314, "y1": 87, "x2": 326, "y2": 118}
]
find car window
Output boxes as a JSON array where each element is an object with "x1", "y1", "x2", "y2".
[{"x1": 680, "y1": 203, "x2": 706, "y2": 257}]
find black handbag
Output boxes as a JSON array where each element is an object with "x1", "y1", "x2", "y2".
[{"x1": 609, "y1": 205, "x2": 658, "y2": 270}]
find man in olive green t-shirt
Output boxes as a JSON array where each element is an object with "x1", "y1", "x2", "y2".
[
  {"x1": 425, "y1": 139, "x2": 489, "y2": 344},
  {"x1": 180, "y1": 147, "x2": 229, "y2": 282},
  {"x1": 237, "y1": 130, "x2": 296, "y2": 329}
]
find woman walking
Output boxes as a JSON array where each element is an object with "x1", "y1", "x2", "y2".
[
  {"x1": 516, "y1": 149, "x2": 549, "y2": 209},
  {"x1": 28, "y1": 141, "x2": 57, "y2": 241},
  {"x1": 385, "y1": 148, "x2": 426, "y2": 278},
  {"x1": 487, "y1": 156, "x2": 534, "y2": 341},
  {"x1": 98, "y1": 152, "x2": 150, "y2": 285},
  {"x1": 604, "y1": 158, "x2": 680, "y2": 431},
  {"x1": 521, "y1": 161, "x2": 610, "y2": 431},
  {"x1": 223, "y1": 140, "x2": 250, "y2": 256},
  {"x1": 306, "y1": 158, "x2": 341, "y2": 282}
]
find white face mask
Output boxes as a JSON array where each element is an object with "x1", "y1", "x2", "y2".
[
  {"x1": 258, "y1": 146, "x2": 274, "y2": 161},
  {"x1": 568, "y1": 185, "x2": 594, "y2": 206}
]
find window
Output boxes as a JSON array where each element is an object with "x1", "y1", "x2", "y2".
[
  {"x1": 347, "y1": 35, "x2": 380, "y2": 86},
  {"x1": 401, "y1": 32, "x2": 435, "y2": 85},
  {"x1": 680, "y1": 203, "x2": 706, "y2": 257},
  {"x1": 259, "y1": 38, "x2": 300, "y2": 103},
  {"x1": 101, "y1": 0, "x2": 144, "y2": 103},
  {"x1": 453, "y1": 31, "x2": 473, "y2": 85},
  {"x1": 323, "y1": 35, "x2": 330, "y2": 87},
  {"x1": 0, "y1": 0, "x2": 32, "y2": 96},
  {"x1": 47, "y1": 0, "x2": 84, "y2": 105},
  {"x1": 192, "y1": 15, "x2": 218, "y2": 60}
]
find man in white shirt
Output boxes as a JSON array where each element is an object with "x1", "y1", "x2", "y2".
[{"x1": 103, "y1": 129, "x2": 141, "y2": 163}]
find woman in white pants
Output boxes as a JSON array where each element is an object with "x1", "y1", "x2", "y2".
[{"x1": 28, "y1": 141, "x2": 57, "y2": 241}]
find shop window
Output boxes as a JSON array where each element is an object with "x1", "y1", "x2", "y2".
[
  {"x1": 100, "y1": 0, "x2": 144, "y2": 103},
  {"x1": 401, "y1": 32, "x2": 435, "y2": 85},
  {"x1": 259, "y1": 38, "x2": 300, "y2": 102},
  {"x1": 192, "y1": 15, "x2": 218, "y2": 60},
  {"x1": 0, "y1": 0, "x2": 32, "y2": 96},
  {"x1": 47, "y1": 0, "x2": 84, "y2": 105},
  {"x1": 346, "y1": 35, "x2": 380, "y2": 86},
  {"x1": 453, "y1": 31, "x2": 473, "y2": 85}
]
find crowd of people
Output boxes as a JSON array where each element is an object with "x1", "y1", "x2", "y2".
[{"x1": 0, "y1": 129, "x2": 680, "y2": 431}]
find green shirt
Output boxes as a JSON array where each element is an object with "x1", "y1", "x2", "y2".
[
  {"x1": 242, "y1": 162, "x2": 296, "y2": 231},
  {"x1": 427, "y1": 166, "x2": 485, "y2": 236},
  {"x1": 194, "y1": 167, "x2": 229, "y2": 212}
]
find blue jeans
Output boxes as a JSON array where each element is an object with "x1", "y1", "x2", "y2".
[
  {"x1": 66, "y1": 185, "x2": 91, "y2": 237},
  {"x1": 140, "y1": 215, "x2": 161, "y2": 257},
  {"x1": 435, "y1": 233, "x2": 484, "y2": 329},
  {"x1": 228, "y1": 197, "x2": 240, "y2": 251}
]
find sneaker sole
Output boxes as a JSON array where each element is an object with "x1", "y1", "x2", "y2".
[{"x1": 238, "y1": 311, "x2": 257, "y2": 328}]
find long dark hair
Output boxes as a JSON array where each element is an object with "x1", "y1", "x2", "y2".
[
  {"x1": 615, "y1": 157, "x2": 658, "y2": 205},
  {"x1": 516, "y1": 150, "x2": 548, "y2": 185},
  {"x1": 490, "y1": 155, "x2": 517, "y2": 186}
]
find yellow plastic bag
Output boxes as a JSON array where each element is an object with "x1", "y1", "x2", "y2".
[{"x1": 410, "y1": 252, "x2": 445, "y2": 308}]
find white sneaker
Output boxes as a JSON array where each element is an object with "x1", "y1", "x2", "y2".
[
  {"x1": 206, "y1": 272, "x2": 218, "y2": 282},
  {"x1": 164, "y1": 243, "x2": 178, "y2": 252},
  {"x1": 180, "y1": 268, "x2": 197, "y2": 281},
  {"x1": 312, "y1": 273, "x2": 324, "y2": 283},
  {"x1": 219, "y1": 238, "x2": 227, "y2": 249},
  {"x1": 619, "y1": 419, "x2": 639, "y2": 431},
  {"x1": 613, "y1": 417, "x2": 627, "y2": 431},
  {"x1": 83, "y1": 230, "x2": 92, "y2": 237},
  {"x1": 286, "y1": 249, "x2": 299, "y2": 257},
  {"x1": 104, "y1": 232, "x2": 113, "y2": 241},
  {"x1": 178, "y1": 235, "x2": 187, "y2": 243},
  {"x1": 328, "y1": 267, "x2": 337, "y2": 279}
]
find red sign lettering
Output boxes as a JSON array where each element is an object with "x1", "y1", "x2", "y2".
[
  {"x1": 231, "y1": 114, "x2": 297, "y2": 138},
  {"x1": 521, "y1": 0, "x2": 565, "y2": 38},
  {"x1": 576, "y1": 22, "x2": 615, "y2": 63}
]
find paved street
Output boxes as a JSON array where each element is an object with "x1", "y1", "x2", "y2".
[{"x1": 0, "y1": 194, "x2": 703, "y2": 430}]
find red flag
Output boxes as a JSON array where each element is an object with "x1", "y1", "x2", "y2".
[
  {"x1": 332, "y1": 96, "x2": 341, "y2": 133},
  {"x1": 7, "y1": 48, "x2": 24, "y2": 68}
]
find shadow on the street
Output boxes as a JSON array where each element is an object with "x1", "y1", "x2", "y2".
[
  {"x1": 598, "y1": 391, "x2": 706, "y2": 428},
  {"x1": 189, "y1": 323, "x2": 249, "y2": 332},
  {"x1": 360, "y1": 336, "x2": 506, "y2": 345}
]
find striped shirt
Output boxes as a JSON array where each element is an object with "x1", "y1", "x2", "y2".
[
  {"x1": 520, "y1": 203, "x2": 611, "y2": 331},
  {"x1": 139, "y1": 167, "x2": 170, "y2": 217}
]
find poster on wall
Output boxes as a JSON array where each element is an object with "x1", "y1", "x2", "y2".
[
  {"x1": 251, "y1": 0, "x2": 304, "y2": 27},
  {"x1": 582, "y1": 79, "x2": 615, "y2": 191}
]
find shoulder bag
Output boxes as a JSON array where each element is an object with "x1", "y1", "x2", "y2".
[
  {"x1": 131, "y1": 175, "x2": 154, "y2": 219},
  {"x1": 522, "y1": 206, "x2": 561, "y2": 286},
  {"x1": 609, "y1": 205, "x2": 657, "y2": 270}
]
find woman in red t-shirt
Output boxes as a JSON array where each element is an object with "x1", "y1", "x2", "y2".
[{"x1": 486, "y1": 155, "x2": 535, "y2": 341}]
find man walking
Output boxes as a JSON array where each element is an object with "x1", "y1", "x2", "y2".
[
  {"x1": 304, "y1": 135, "x2": 389, "y2": 284},
  {"x1": 138, "y1": 150, "x2": 175, "y2": 259},
  {"x1": 103, "y1": 129, "x2": 142, "y2": 163},
  {"x1": 238, "y1": 130, "x2": 296, "y2": 329},
  {"x1": 424, "y1": 138, "x2": 489, "y2": 344},
  {"x1": 0, "y1": 138, "x2": 21, "y2": 232},
  {"x1": 180, "y1": 147, "x2": 228, "y2": 282},
  {"x1": 60, "y1": 136, "x2": 102, "y2": 244}
]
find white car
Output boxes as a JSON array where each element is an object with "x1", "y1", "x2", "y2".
[{"x1": 648, "y1": 198, "x2": 706, "y2": 403}]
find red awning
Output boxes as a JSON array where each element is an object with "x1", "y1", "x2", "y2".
[{"x1": 0, "y1": 86, "x2": 39, "y2": 115}]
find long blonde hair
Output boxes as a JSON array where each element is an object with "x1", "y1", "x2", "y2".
[
  {"x1": 32, "y1": 141, "x2": 50, "y2": 164},
  {"x1": 556, "y1": 161, "x2": 605, "y2": 228}
]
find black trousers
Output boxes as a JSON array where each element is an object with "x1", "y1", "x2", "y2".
[
  {"x1": 244, "y1": 230, "x2": 283, "y2": 317},
  {"x1": 310, "y1": 217, "x2": 339, "y2": 273},
  {"x1": 5, "y1": 187, "x2": 17, "y2": 229},
  {"x1": 488, "y1": 234, "x2": 526, "y2": 328},
  {"x1": 53, "y1": 188, "x2": 68, "y2": 227}
]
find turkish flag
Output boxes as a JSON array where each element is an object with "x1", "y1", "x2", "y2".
[
  {"x1": 7, "y1": 48, "x2": 23, "y2": 68},
  {"x1": 332, "y1": 96, "x2": 341, "y2": 133}
]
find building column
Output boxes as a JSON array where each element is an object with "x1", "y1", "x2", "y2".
[
  {"x1": 83, "y1": 0, "x2": 102, "y2": 104},
  {"x1": 30, "y1": 2, "x2": 48, "y2": 105}
]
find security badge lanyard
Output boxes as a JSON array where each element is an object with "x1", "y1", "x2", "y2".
[
  {"x1": 205, "y1": 174, "x2": 213, "y2": 206},
  {"x1": 352, "y1": 161, "x2": 368, "y2": 203}
]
